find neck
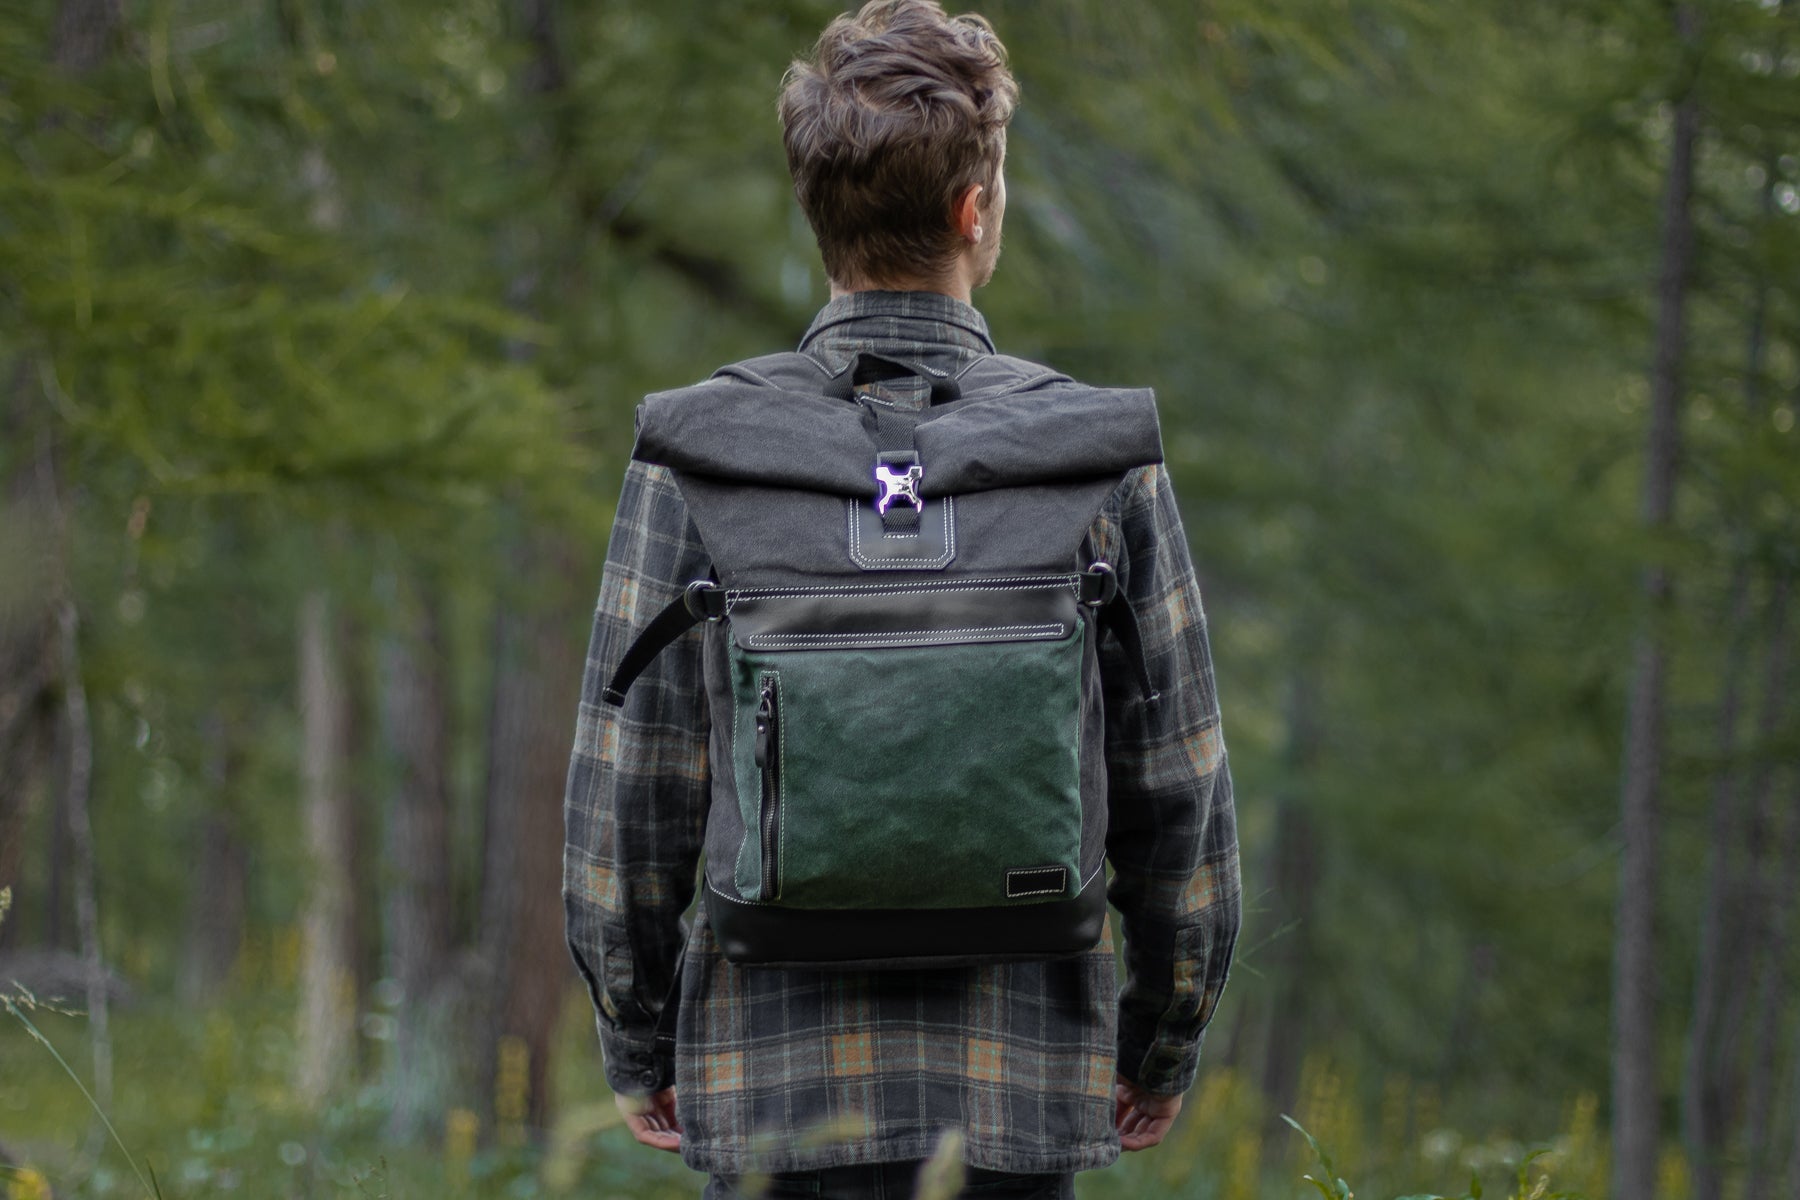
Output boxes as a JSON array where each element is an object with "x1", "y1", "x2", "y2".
[
  {"x1": 830, "y1": 279, "x2": 971, "y2": 304},
  {"x1": 830, "y1": 257, "x2": 980, "y2": 305}
]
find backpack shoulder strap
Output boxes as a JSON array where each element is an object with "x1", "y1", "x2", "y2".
[
  {"x1": 711, "y1": 351, "x2": 831, "y2": 392},
  {"x1": 953, "y1": 352, "x2": 1072, "y2": 398},
  {"x1": 718, "y1": 350, "x2": 1071, "y2": 401}
]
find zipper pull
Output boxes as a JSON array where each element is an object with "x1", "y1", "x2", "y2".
[{"x1": 754, "y1": 683, "x2": 774, "y2": 768}]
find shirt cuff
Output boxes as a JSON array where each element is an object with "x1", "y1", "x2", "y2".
[
  {"x1": 597, "y1": 1017, "x2": 675, "y2": 1095},
  {"x1": 1117, "y1": 1024, "x2": 1202, "y2": 1096}
]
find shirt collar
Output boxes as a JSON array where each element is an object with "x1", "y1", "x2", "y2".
[{"x1": 798, "y1": 290, "x2": 997, "y2": 359}]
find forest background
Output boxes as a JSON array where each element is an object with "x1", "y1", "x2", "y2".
[{"x1": 2, "y1": 0, "x2": 1798, "y2": 1197}]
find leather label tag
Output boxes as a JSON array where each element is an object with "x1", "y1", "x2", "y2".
[{"x1": 1005, "y1": 866, "x2": 1069, "y2": 899}]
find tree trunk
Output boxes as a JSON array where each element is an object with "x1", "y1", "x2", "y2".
[
  {"x1": 1737, "y1": 576, "x2": 1792, "y2": 1200},
  {"x1": 476, "y1": 533, "x2": 586, "y2": 1137},
  {"x1": 0, "y1": 368, "x2": 58, "y2": 957},
  {"x1": 1788, "y1": 1008, "x2": 1800, "y2": 1197},
  {"x1": 179, "y1": 808, "x2": 247, "y2": 1003},
  {"x1": 178, "y1": 711, "x2": 248, "y2": 1003},
  {"x1": 1682, "y1": 398, "x2": 1766, "y2": 1200},
  {"x1": 1728, "y1": 37, "x2": 1794, "y2": 1189},
  {"x1": 1680, "y1": 569, "x2": 1748, "y2": 1200},
  {"x1": 56, "y1": 596, "x2": 110, "y2": 1165},
  {"x1": 379, "y1": 570, "x2": 456, "y2": 1142},
  {"x1": 14, "y1": 19, "x2": 127, "y2": 1166},
  {"x1": 50, "y1": 0, "x2": 120, "y2": 74},
  {"x1": 452, "y1": 0, "x2": 598, "y2": 1141},
  {"x1": 1259, "y1": 664, "x2": 1321, "y2": 1145},
  {"x1": 1611, "y1": 11, "x2": 1699, "y2": 1200},
  {"x1": 44, "y1": 757, "x2": 71, "y2": 950},
  {"x1": 342, "y1": 611, "x2": 378, "y2": 1078},
  {"x1": 41, "y1": 9, "x2": 122, "y2": 1157},
  {"x1": 295, "y1": 592, "x2": 360, "y2": 1108}
]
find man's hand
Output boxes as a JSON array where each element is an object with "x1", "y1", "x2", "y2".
[
  {"x1": 615, "y1": 1086, "x2": 682, "y2": 1152},
  {"x1": 1114, "y1": 1074, "x2": 1183, "y2": 1151}
]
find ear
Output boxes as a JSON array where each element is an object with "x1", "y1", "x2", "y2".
[{"x1": 952, "y1": 183, "x2": 986, "y2": 244}]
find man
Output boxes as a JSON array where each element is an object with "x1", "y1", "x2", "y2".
[{"x1": 562, "y1": 3, "x2": 1240, "y2": 1197}]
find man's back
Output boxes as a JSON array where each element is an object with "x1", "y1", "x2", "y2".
[{"x1": 562, "y1": 5, "x2": 1239, "y2": 1196}]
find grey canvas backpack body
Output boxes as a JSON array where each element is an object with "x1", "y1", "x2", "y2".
[{"x1": 604, "y1": 350, "x2": 1165, "y2": 969}]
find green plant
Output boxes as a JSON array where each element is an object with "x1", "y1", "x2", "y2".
[
  {"x1": 1285, "y1": 1113, "x2": 1588, "y2": 1200},
  {"x1": 0, "y1": 887, "x2": 163, "y2": 1198}
]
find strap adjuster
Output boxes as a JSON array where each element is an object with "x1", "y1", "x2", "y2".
[{"x1": 1080, "y1": 562, "x2": 1119, "y2": 608}]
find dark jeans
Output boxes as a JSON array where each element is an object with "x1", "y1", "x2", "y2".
[{"x1": 703, "y1": 1161, "x2": 1076, "y2": 1200}]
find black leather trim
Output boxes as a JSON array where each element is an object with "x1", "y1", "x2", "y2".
[
  {"x1": 727, "y1": 575, "x2": 1081, "y2": 650},
  {"x1": 705, "y1": 870, "x2": 1108, "y2": 969},
  {"x1": 742, "y1": 625, "x2": 1067, "y2": 652},
  {"x1": 847, "y1": 495, "x2": 954, "y2": 571}
]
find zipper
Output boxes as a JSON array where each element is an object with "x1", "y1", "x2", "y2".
[{"x1": 753, "y1": 675, "x2": 780, "y2": 898}]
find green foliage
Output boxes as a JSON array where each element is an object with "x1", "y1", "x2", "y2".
[
  {"x1": 2, "y1": 993, "x2": 1613, "y2": 1199},
  {"x1": 1286, "y1": 1114, "x2": 1356, "y2": 1200},
  {"x1": 1, "y1": 1000, "x2": 164, "y2": 1199},
  {"x1": 3, "y1": 0, "x2": 1799, "y2": 1193},
  {"x1": 1288, "y1": 1115, "x2": 1590, "y2": 1200}
]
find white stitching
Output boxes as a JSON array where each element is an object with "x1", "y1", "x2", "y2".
[
  {"x1": 746, "y1": 624, "x2": 1066, "y2": 649},
  {"x1": 708, "y1": 875, "x2": 771, "y2": 907},
  {"x1": 1006, "y1": 867, "x2": 1070, "y2": 899},
  {"x1": 848, "y1": 495, "x2": 955, "y2": 568},
  {"x1": 731, "y1": 574, "x2": 1078, "y2": 602}
]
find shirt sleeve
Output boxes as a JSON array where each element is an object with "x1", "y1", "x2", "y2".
[
  {"x1": 1098, "y1": 463, "x2": 1243, "y2": 1096},
  {"x1": 562, "y1": 459, "x2": 712, "y2": 1096}
]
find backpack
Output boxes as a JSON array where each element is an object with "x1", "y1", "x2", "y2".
[{"x1": 603, "y1": 350, "x2": 1165, "y2": 969}]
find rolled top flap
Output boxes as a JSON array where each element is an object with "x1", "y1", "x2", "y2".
[
  {"x1": 635, "y1": 379, "x2": 878, "y2": 496},
  {"x1": 632, "y1": 373, "x2": 1163, "y2": 497},
  {"x1": 914, "y1": 386, "x2": 1161, "y2": 494}
]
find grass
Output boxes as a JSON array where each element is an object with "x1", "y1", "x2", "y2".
[{"x1": 0, "y1": 948, "x2": 1605, "y2": 1199}]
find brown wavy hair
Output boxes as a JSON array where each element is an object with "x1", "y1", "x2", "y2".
[{"x1": 779, "y1": 0, "x2": 1018, "y2": 288}]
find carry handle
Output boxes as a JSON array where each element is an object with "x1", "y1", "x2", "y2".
[{"x1": 822, "y1": 352, "x2": 962, "y2": 405}]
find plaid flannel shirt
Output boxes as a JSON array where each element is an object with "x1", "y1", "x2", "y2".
[{"x1": 563, "y1": 291, "x2": 1241, "y2": 1175}]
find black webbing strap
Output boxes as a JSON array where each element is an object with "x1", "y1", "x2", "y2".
[
  {"x1": 822, "y1": 351, "x2": 962, "y2": 406},
  {"x1": 1082, "y1": 564, "x2": 1161, "y2": 707},
  {"x1": 601, "y1": 581, "x2": 725, "y2": 707},
  {"x1": 1100, "y1": 595, "x2": 1162, "y2": 707},
  {"x1": 824, "y1": 352, "x2": 955, "y2": 536}
]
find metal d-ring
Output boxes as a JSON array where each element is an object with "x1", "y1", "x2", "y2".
[{"x1": 683, "y1": 579, "x2": 726, "y2": 621}]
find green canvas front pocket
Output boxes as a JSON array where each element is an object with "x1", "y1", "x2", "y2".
[{"x1": 729, "y1": 620, "x2": 1085, "y2": 910}]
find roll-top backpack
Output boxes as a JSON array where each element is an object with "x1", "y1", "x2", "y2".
[{"x1": 603, "y1": 349, "x2": 1165, "y2": 969}]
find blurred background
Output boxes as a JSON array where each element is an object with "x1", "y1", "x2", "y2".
[{"x1": 2, "y1": 1, "x2": 1797, "y2": 1197}]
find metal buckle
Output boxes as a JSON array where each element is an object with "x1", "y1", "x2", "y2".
[
  {"x1": 683, "y1": 579, "x2": 726, "y2": 621},
  {"x1": 874, "y1": 463, "x2": 924, "y2": 515}
]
